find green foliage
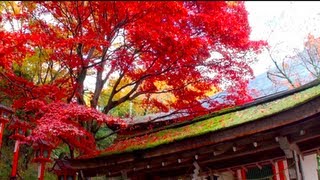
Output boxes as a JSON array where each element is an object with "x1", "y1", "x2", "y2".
[
  {"x1": 20, "y1": 163, "x2": 56, "y2": 179},
  {"x1": 98, "y1": 88, "x2": 149, "y2": 118},
  {"x1": 12, "y1": 48, "x2": 68, "y2": 85},
  {"x1": 0, "y1": 146, "x2": 12, "y2": 177},
  {"x1": 52, "y1": 144, "x2": 71, "y2": 159},
  {"x1": 0, "y1": 145, "x2": 56, "y2": 179},
  {"x1": 95, "y1": 126, "x2": 117, "y2": 150}
]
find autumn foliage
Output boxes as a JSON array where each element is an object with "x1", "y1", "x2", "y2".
[
  {"x1": 21, "y1": 100, "x2": 126, "y2": 154},
  {"x1": 267, "y1": 33, "x2": 320, "y2": 90},
  {"x1": 0, "y1": 1, "x2": 264, "y2": 157}
]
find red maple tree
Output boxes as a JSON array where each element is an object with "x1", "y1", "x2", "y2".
[{"x1": 0, "y1": 1, "x2": 265, "y2": 157}]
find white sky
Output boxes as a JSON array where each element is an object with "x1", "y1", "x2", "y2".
[{"x1": 245, "y1": 1, "x2": 320, "y2": 75}]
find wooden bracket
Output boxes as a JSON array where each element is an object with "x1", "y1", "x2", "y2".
[
  {"x1": 278, "y1": 136, "x2": 302, "y2": 157},
  {"x1": 278, "y1": 136, "x2": 303, "y2": 180}
]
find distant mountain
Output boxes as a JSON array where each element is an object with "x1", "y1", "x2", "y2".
[
  {"x1": 248, "y1": 72, "x2": 287, "y2": 98},
  {"x1": 248, "y1": 59, "x2": 317, "y2": 98}
]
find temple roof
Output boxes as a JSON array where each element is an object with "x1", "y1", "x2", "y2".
[
  {"x1": 85, "y1": 79, "x2": 320, "y2": 158},
  {"x1": 60, "y1": 79, "x2": 320, "y2": 178}
]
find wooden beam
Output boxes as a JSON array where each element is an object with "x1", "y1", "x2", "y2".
[
  {"x1": 79, "y1": 138, "x2": 280, "y2": 177},
  {"x1": 72, "y1": 117, "x2": 315, "y2": 172},
  {"x1": 80, "y1": 124, "x2": 320, "y2": 178},
  {"x1": 143, "y1": 96, "x2": 320, "y2": 158},
  {"x1": 73, "y1": 116, "x2": 320, "y2": 177},
  {"x1": 67, "y1": 107, "x2": 320, "y2": 177},
  {"x1": 71, "y1": 96, "x2": 320, "y2": 170}
]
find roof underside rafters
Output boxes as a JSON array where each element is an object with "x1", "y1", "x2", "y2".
[{"x1": 69, "y1": 112, "x2": 320, "y2": 177}]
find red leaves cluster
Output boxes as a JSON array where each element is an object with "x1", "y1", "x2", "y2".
[
  {"x1": 0, "y1": 31, "x2": 28, "y2": 71},
  {"x1": 1, "y1": 1, "x2": 265, "y2": 115},
  {"x1": 0, "y1": 73, "x2": 70, "y2": 110},
  {"x1": 23, "y1": 100, "x2": 127, "y2": 154},
  {"x1": 0, "y1": 1, "x2": 266, "y2": 156}
]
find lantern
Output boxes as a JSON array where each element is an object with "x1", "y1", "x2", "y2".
[
  {"x1": 9, "y1": 118, "x2": 30, "y2": 179},
  {"x1": 52, "y1": 160, "x2": 77, "y2": 180},
  {"x1": 32, "y1": 140, "x2": 54, "y2": 180},
  {"x1": 9, "y1": 119, "x2": 29, "y2": 141},
  {"x1": 33, "y1": 141, "x2": 53, "y2": 163}
]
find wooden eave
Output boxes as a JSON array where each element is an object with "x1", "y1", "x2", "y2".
[
  {"x1": 60, "y1": 91, "x2": 320, "y2": 178},
  {"x1": 118, "y1": 80, "x2": 320, "y2": 139}
]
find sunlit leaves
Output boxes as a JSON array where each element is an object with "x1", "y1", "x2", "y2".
[{"x1": 0, "y1": 1, "x2": 265, "y2": 157}]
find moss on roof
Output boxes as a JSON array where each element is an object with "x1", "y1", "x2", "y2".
[{"x1": 97, "y1": 83, "x2": 320, "y2": 157}]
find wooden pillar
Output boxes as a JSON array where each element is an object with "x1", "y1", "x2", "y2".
[
  {"x1": 275, "y1": 160, "x2": 287, "y2": 180},
  {"x1": 11, "y1": 140, "x2": 20, "y2": 179},
  {"x1": 295, "y1": 151, "x2": 305, "y2": 180},
  {"x1": 0, "y1": 122, "x2": 5, "y2": 149},
  {"x1": 236, "y1": 169, "x2": 247, "y2": 180},
  {"x1": 78, "y1": 170, "x2": 84, "y2": 180},
  {"x1": 38, "y1": 162, "x2": 46, "y2": 180},
  {"x1": 278, "y1": 136, "x2": 303, "y2": 180}
]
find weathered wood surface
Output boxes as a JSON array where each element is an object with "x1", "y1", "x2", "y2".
[{"x1": 60, "y1": 95, "x2": 320, "y2": 178}]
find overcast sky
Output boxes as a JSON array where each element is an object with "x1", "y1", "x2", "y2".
[{"x1": 245, "y1": 1, "x2": 320, "y2": 75}]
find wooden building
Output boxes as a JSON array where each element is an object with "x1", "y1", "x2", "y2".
[{"x1": 54, "y1": 79, "x2": 320, "y2": 179}]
